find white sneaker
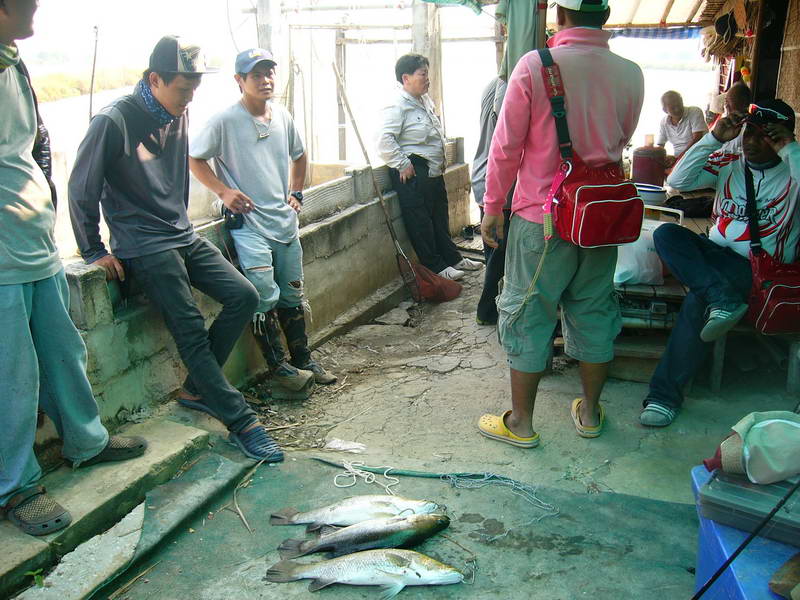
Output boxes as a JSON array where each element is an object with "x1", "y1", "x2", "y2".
[
  {"x1": 453, "y1": 258, "x2": 483, "y2": 271},
  {"x1": 438, "y1": 266, "x2": 465, "y2": 280}
]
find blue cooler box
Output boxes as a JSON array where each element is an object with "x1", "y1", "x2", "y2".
[{"x1": 691, "y1": 466, "x2": 797, "y2": 599}]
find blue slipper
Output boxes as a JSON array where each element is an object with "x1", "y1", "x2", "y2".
[
  {"x1": 229, "y1": 426, "x2": 285, "y2": 462},
  {"x1": 177, "y1": 397, "x2": 221, "y2": 421}
]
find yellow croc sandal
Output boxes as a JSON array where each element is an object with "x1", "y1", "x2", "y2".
[
  {"x1": 477, "y1": 411, "x2": 540, "y2": 448},
  {"x1": 570, "y1": 398, "x2": 605, "y2": 438}
]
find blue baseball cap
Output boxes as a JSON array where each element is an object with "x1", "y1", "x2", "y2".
[{"x1": 235, "y1": 48, "x2": 276, "y2": 74}]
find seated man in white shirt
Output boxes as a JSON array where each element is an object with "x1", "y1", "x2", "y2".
[
  {"x1": 376, "y1": 54, "x2": 481, "y2": 281},
  {"x1": 657, "y1": 90, "x2": 707, "y2": 167}
]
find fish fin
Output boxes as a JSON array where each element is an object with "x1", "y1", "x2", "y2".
[
  {"x1": 265, "y1": 560, "x2": 300, "y2": 583},
  {"x1": 306, "y1": 521, "x2": 324, "y2": 533},
  {"x1": 378, "y1": 578, "x2": 405, "y2": 600},
  {"x1": 316, "y1": 525, "x2": 342, "y2": 537},
  {"x1": 308, "y1": 578, "x2": 337, "y2": 592},
  {"x1": 270, "y1": 508, "x2": 300, "y2": 526},
  {"x1": 277, "y1": 538, "x2": 308, "y2": 559}
]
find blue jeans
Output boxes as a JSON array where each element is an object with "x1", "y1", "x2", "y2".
[
  {"x1": 645, "y1": 224, "x2": 752, "y2": 409},
  {"x1": 231, "y1": 228, "x2": 304, "y2": 313},
  {"x1": 0, "y1": 270, "x2": 109, "y2": 505}
]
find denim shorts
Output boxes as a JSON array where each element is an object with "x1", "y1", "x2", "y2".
[
  {"x1": 231, "y1": 227, "x2": 304, "y2": 313},
  {"x1": 497, "y1": 217, "x2": 621, "y2": 373}
]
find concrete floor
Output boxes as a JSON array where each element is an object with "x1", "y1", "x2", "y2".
[{"x1": 112, "y1": 267, "x2": 798, "y2": 599}]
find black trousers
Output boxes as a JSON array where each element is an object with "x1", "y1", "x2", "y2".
[
  {"x1": 389, "y1": 156, "x2": 462, "y2": 274},
  {"x1": 477, "y1": 207, "x2": 512, "y2": 322},
  {"x1": 125, "y1": 238, "x2": 260, "y2": 433}
]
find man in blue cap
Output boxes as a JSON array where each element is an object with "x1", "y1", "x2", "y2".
[{"x1": 190, "y1": 48, "x2": 336, "y2": 398}]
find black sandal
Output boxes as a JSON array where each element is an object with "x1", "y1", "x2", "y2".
[
  {"x1": 74, "y1": 435, "x2": 148, "y2": 468},
  {"x1": 2, "y1": 486, "x2": 71, "y2": 536}
]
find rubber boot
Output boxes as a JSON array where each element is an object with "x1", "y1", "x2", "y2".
[
  {"x1": 253, "y1": 310, "x2": 314, "y2": 397},
  {"x1": 278, "y1": 306, "x2": 337, "y2": 385}
]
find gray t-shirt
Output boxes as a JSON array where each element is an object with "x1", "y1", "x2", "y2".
[
  {"x1": 0, "y1": 66, "x2": 60, "y2": 285},
  {"x1": 190, "y1": 102, "x2": 305, "y2": 243}
]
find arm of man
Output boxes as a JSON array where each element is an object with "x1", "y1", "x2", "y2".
[
  {"x1": 376, "y1": 103, "x2": 414, "y2": 182},
  {"x1": 288, "y1": 152, "x2": 307, "y2": 213},
  {"x1": 656, "y1": 116, "x2": 668, "y2": 148},
  {"x1": 481, "y1": 57, "x2": 532, "y2": 248},
  {"x1": 665, "y1": 131, "x2": 729, "y2": 191},
  {"x1": 68, "y1": 114, "x2": 125, "y2": 281},
  {"x1": 287, "y1": 114, "x2": 307, "y2": 213},
  {"x1": 769, "y1": 124, "x2": 800, "y2": 178}
]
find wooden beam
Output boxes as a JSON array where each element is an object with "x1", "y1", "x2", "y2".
[
  {"x1": 626, "y1": 0, "x2": 643, "y2": 25},
  {"x1": 749, "y1": 0, "x2": 766, "y2": 95},
  {"x1": 660, "y1": 0, "x2": 676, "y2": 24},
  {"x1": 685, "y1": 0, "x2": 704, "y2": 24}
]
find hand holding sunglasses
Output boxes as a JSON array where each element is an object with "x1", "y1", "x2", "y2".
[
  {"x1": 760, "y1": 122, "x2": 796, "y2": 152},
  {"x1": 711, "y1": 110, "x2": 747, "y2": 143}
]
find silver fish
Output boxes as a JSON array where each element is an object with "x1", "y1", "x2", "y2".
[
  {"x1": 266, "y1": 548, "x2": 464, "y2": 599},
  {"x1": 278, "y1": 513, "x2": 450, "y2": 559},
  {"x1": 269, "y1": 495, "x2": 441, "y2": 532}
]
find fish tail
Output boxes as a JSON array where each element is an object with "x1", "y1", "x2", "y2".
[
  {"x1": 265, "y1": 559, "x2": 301, "y2": 583},
  {"x1": 277, "y1": 538, "x2": 310, "y2": 559},
  {"x1": 270, "y1": 508, "x2": 300, "y2": 525}
]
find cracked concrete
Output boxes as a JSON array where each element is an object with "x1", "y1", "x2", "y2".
[{"x1": 97, "y1": 266, "x2": 797, "y2": 599}]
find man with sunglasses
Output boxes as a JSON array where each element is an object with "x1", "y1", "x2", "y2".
[
  {"x1": 190, "y1": 48, "x2": 336, "y2": 399},
  {"x1": 641, "y1": 99, "x2": 799, "y2": 427}
]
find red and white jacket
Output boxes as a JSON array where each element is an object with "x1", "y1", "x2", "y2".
[{"x1": 667, "y1": 132, "x2": 800, "y2": 264}]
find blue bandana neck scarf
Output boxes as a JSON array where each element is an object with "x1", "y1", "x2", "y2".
[
  {"x1": 136, "y1": 79, "x2": 176, "y2": 127},
  {"x1": 0, "y1": 44, "x2": 20, "y2": 72}
]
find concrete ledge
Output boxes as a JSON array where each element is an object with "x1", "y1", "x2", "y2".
[{"x1": 1, "y1": 420, "x2": 209, "y2": 598}]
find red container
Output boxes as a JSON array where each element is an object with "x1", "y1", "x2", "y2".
[{"x1": 632, "y1": 146, "x2": 667, "y2": 186}]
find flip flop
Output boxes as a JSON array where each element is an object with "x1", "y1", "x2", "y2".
[
  {"x1": 229, "y1": 425, "x2": 285, "y2": 462},
  {"x1": 477, "y1": 411, "x2": 540, "y2": 448},
  {"x1": 177, "y1": 396, "x2": 221, "y2": 421},
  {"x1": 2, "y1": 486, "x2": 72, "y2": 536},
  {"x1": 75, "y1": 436, "x2": 148, "y2": 468},
  {"x1": 570, "y1": 398, "x2": 605, "y2": 438}
]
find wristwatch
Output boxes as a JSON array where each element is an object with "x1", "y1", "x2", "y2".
[{"x1": 290, "y1": 191, "x2": 304, "y2": 204}]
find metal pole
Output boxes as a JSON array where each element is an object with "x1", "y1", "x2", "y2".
[
  {"x1": 89, "y1": 25, "x2": 99, "y2": 121},
  {"x1": 335, "y1": 29, "x2": 347, "y2": 161},
  {"x1": 257, "y1": 0, "x2": 272, "y2": 51}
]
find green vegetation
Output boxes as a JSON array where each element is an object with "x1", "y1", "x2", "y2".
[{"x1": 31, "y1": 67, "x2": 142, "y2": 103}]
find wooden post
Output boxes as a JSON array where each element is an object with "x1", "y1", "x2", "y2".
[
  {"x1": 336, "y1": 29, "x2": 347, "y2": 160},
  {"x1": 494, "y1": 17, "x2": 504, "y2": 72},
  {"x1": 749, "y1": 0, "x2": 766, "y2": 97}
]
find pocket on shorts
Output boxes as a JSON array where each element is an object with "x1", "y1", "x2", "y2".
[{"x1": 496, "y1": 284, "x2": 528, "y2": 356}]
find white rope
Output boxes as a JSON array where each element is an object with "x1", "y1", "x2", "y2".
[
  {"x1": 333, "y1": 461, "x2": 400, "y2": 495},
  {"x1": 441, "y1": 472, "x2": 560, "y2": 542}
]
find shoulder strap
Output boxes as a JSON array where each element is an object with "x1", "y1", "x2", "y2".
[
  {"x1": 537, "y1": 48, "x2": 572, "y2": 160},
  {"x1": 743, "y1": 165, "x2": 763, "y2": 255}
]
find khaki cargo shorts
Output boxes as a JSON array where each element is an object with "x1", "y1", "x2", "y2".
[{"x1": 496, "y1": 216, "x2": 621, "y2": 373}]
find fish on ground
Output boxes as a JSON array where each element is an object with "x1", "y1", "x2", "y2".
[
  {"x1": 266, "y1": 548, "x2": 464, "y2": 599},
  {"x1": 270, "y1": 495, "x2": 442, "y2": 531},
  {"x1": 278, "y1": 513, "x2": 450, "y2": 559}
]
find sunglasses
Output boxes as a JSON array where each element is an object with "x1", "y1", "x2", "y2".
[{"x1": 748, "y1": 103, "x2": 790, "y2": 122}]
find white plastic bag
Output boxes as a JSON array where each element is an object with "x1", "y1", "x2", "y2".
[{"x1": 614, "y1": 220, "x2": 665, "y2": 285}]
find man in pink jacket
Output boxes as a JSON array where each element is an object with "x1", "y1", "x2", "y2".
[{"x1": 478, "y1": 0, "x2": 643, "y2": 446}]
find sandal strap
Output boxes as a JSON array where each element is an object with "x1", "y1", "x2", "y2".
[
  {"x1": 238, "y1": 426, "x2": 283, "y2": 457},
  {"x1": 5, "y1": 485, "x2": 46, "y2": 510}
]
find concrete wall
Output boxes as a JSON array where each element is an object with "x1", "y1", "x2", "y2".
[{"x1": 60, "y1": 160, "x2": 472, "y2": 428}]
